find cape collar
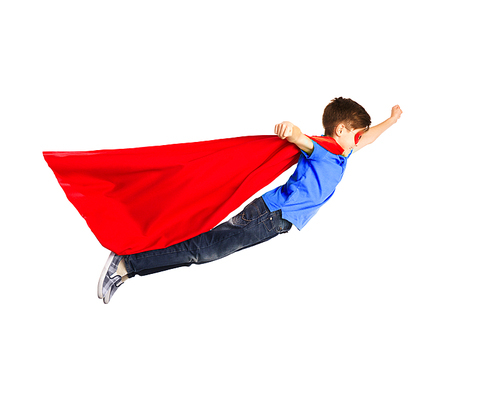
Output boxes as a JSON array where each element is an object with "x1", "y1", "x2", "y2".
[{"x1": 309, "y1": 135, "x2": 346, "y2": 156}]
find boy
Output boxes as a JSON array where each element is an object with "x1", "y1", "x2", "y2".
[{"x1": 98, "y1": 97, "x2": 403, "y2": 303}]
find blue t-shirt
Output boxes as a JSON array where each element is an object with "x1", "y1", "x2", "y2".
[{"x1": 262, "y1": 140, "x2": 350, "y2": 230}]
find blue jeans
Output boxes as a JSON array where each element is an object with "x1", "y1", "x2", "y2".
[{"x1": 123, "y1": 197, "x2": 292, "y2": 277}]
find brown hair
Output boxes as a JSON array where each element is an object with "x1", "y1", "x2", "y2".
[{"x1": 322, "y1": 97, "x2": 371, "y2": 137}]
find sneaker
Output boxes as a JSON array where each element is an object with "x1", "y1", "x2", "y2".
[
  {"x1": 103, "y1": 275, "x2": 124, "y2": 304},
  {"x1": 98, "y1": 251, "x2": 125, "y2": 302}
]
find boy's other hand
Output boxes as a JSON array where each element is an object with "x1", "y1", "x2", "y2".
[
  {"x1": 275, "y1": 121, "x2": 294, "y2": 140},
  {"x1": 391, "y1": 105, "x2": 403, "y2": 122}
]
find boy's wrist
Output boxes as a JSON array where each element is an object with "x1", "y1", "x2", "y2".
[
  {"x1": 286, "y1": 126, "x2": 300, "y2": 143},
  {"x1": 387, "y1": 116, "x2": 398, "y2": 125}
]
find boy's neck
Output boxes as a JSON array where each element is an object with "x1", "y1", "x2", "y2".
[{"x1": 331, "y1": 135, "x2": 350, "y2": 157}]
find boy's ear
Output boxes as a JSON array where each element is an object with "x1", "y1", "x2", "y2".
[{"x1": 335, "y1": 123, "x2": 346, "y2": 136}]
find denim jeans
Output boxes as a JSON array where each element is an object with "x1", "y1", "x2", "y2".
[{"x1": 123, "y1": 197, "x2": 292, "y2": 277}]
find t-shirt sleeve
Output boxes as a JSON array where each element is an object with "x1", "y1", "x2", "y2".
[{"x1": 301, "y1": 140, "x2": 328, "y2": 161}]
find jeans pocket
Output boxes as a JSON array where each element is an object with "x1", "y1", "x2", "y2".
[
  {"x1": 229, "y1": 198, "x2": 266, "y2": 227},
  {"x1": 241, "y1": 200, "x2": 264, "y2": 223}
]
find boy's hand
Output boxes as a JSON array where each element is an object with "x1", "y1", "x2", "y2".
[
  {"x1": 274, "y1": 121, "x2": 314, "y2": 154},
  {"x1": 274, "y1": 121, "x2": 294, "y2": 140},
  {"x1": 353, "y1": 105, "x2": 403, "y2": 152},
  {"x1": 390, "y1": 105, "x2": 403, "y2": 122}
]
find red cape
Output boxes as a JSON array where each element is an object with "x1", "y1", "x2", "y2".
[{"x1": 44, "y1": 135, "x2": 343, "y2": 255}]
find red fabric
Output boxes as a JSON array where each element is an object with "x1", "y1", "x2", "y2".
[
  {"x1": 43, "y1": 135, "x2": 344, "y2": 255},
  {"x1": 310, "y1": 136, "x2": 345, "y2": 154}
]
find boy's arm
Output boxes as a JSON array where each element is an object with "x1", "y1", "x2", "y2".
[
  {"x1": 355, "y1": 105, "x2": 403, "y2": 151},
  {"x1": 274, "y1": 121, "x2": 314, "y2": 155}
]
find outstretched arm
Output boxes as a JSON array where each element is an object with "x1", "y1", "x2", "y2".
[
  {"x1": 274, "y1": 121, "x2": 314, "y2": 155},
  {"x1": 355, "y1": 105, "x2": 403, "y2": 151}
]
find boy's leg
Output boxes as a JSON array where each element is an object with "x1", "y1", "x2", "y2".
[{"x1": 123, "y1": 197, "x2": 292, "y2": 277}]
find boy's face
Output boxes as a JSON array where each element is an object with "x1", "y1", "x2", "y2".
[{"x1": 337, "y1": 125, "x2": 365, "y2": 152}]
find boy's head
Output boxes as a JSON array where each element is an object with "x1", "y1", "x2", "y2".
[{"x1": 322, "y1": 97, "x2": 371, "y2": 138}]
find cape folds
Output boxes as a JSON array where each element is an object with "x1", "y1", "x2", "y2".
[{"x1": 43, "y1": 135, "x2": 344, "y2": 255}]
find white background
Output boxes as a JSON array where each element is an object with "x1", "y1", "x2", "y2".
[{"x1": 1, "y1": 1, "x2": 499, "y2": 393}]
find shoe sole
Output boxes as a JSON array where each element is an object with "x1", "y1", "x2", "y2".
[{"x1": 97, "y1": 251, "x2": 115, "y2": 299}]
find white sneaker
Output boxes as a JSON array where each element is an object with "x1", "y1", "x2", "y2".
[{"x1": 98, "y1": 252, "x2": 125, "y2": 303}]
